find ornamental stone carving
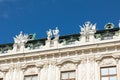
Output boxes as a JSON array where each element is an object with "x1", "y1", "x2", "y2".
[
  {"x1": 24, "y1": 66, "x2": 38, "y2": 75},
  {"x1": 80, "y1": 21, "x2": 96, "y2": 42},
  {"x1": 13, "y1": 31, "x2": 28, "y2": 52},
  {"x1": 99, "y1": 57, "x2": 116, "y2": 67},
  {"x1": 21, "y1": 62, "x2": 42, "y2": 76},
  {"x1": 57, "y1": 58, "x2": 80, "y2": 71},
  {"x1": 60, "y1": 62, "x2": 76, "y2": 71},
  {"x1": 97, "y1": 56, "x2": 117, "y2": 67}
]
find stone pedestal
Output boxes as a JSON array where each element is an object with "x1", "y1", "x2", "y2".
[
  {"x1": 53, "y1": 39, "x2": 59, "y2": 47},
  {"x1": 89, "y1": 32, "x2": 95, "y2": 42},
  {"x1": 45, "y1": 40, "x2": 51, "y2": 48}
]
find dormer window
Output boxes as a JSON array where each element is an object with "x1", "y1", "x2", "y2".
[{"x1": 105, "y1": 23, "x2": 114, "y2": 29}]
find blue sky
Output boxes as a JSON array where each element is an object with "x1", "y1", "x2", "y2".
[{"x1": 0, "y1": 0, "x2": 120, "y2": 44}]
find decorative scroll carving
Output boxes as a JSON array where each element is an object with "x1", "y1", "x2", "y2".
[
  {"x1": 21, "y1": 62, "x2": 43, "y2": 74},
  {"x1": 60, "y1": 62, "x2": 76, "y2": 71},
  {"x1": 57, "y1": 58, "x2": 80, "y2": 66},
  {"x1": 24, "y1": 66, "x2": 38, "y2": 75},
  {"x1": 57, "y1": 58, "x2": 80, "y2": 71},
  {"x1": 99, "y1": 58, "x2": 116, "y2": 66}
]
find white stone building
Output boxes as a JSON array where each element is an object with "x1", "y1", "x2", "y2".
[{"x1": 0, "y1": 21, "x2": 120, "y2": 80}]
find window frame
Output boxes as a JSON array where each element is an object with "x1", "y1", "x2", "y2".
[
  {"x1": 100, "y1": 66, "x2": 117, "y2": 80},
  {"x1": 61, "y1": 70, "x2": 76, "y2": 80},
  {"x1": 24, "y1": 74, "x2": 38, "y2": 80},
  {"x1": 0, "y1": 78, "x2": 3, "y2": 80}
]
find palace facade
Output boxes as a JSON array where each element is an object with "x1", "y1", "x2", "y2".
[{"x1": 0, "y1": 21, "x2": 120, "y2": 80}]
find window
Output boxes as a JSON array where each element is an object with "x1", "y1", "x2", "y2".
[
  {"x1": 100, "y1": 66, "x2": 117, "y2": 80},
  {"x1": 61, "y1": 71, "x2": 75, "y2": 80},
  {"x1": 0, "y1": 78, "x2": 3, "y2": 80},
  {"x1": 24, "y1": 75, "x2": 38, "y2": 80}
]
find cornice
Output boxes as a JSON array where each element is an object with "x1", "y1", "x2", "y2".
[{"x1": 0, "y1": 38, "x2": 120, "y2": 63}]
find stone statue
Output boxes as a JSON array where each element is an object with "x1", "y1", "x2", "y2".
[
  {"x1": 80, "y1": 21, "x2": 96, "y2": 34},
  {"x1": 14, "y1": 31, "x2": 28, "y2": 44},
  {"x1": 13, "y1": 31, "x2": 28, "y2": 51},
  {"x1": 46, "y1": 29, "x2": 52, "y2": 40},
  {"x1": 80, "y1": 21, "x2": 96, "y2": 42},
  {"x1": 53, "y1": 27, "x2": 59, "y2": 40}
]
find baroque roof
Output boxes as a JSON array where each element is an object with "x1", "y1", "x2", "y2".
[{"x1": 0, "y1": 21, "x2": 120, "y2": 54}]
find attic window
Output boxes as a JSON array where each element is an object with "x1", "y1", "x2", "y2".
[{"x1": 105, "y1": 23, "x2": 114, "y2": 29}]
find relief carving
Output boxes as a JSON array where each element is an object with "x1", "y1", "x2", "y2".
[
  {"x1": 60, "y1": 62, "x2": 76, "y2": 71},
  {"x1": 99, "y1": 58, "x2": 116, "y2": 66},
  {"x1": 24, "y1": 66, "x2": 38, "y2": 75}
]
